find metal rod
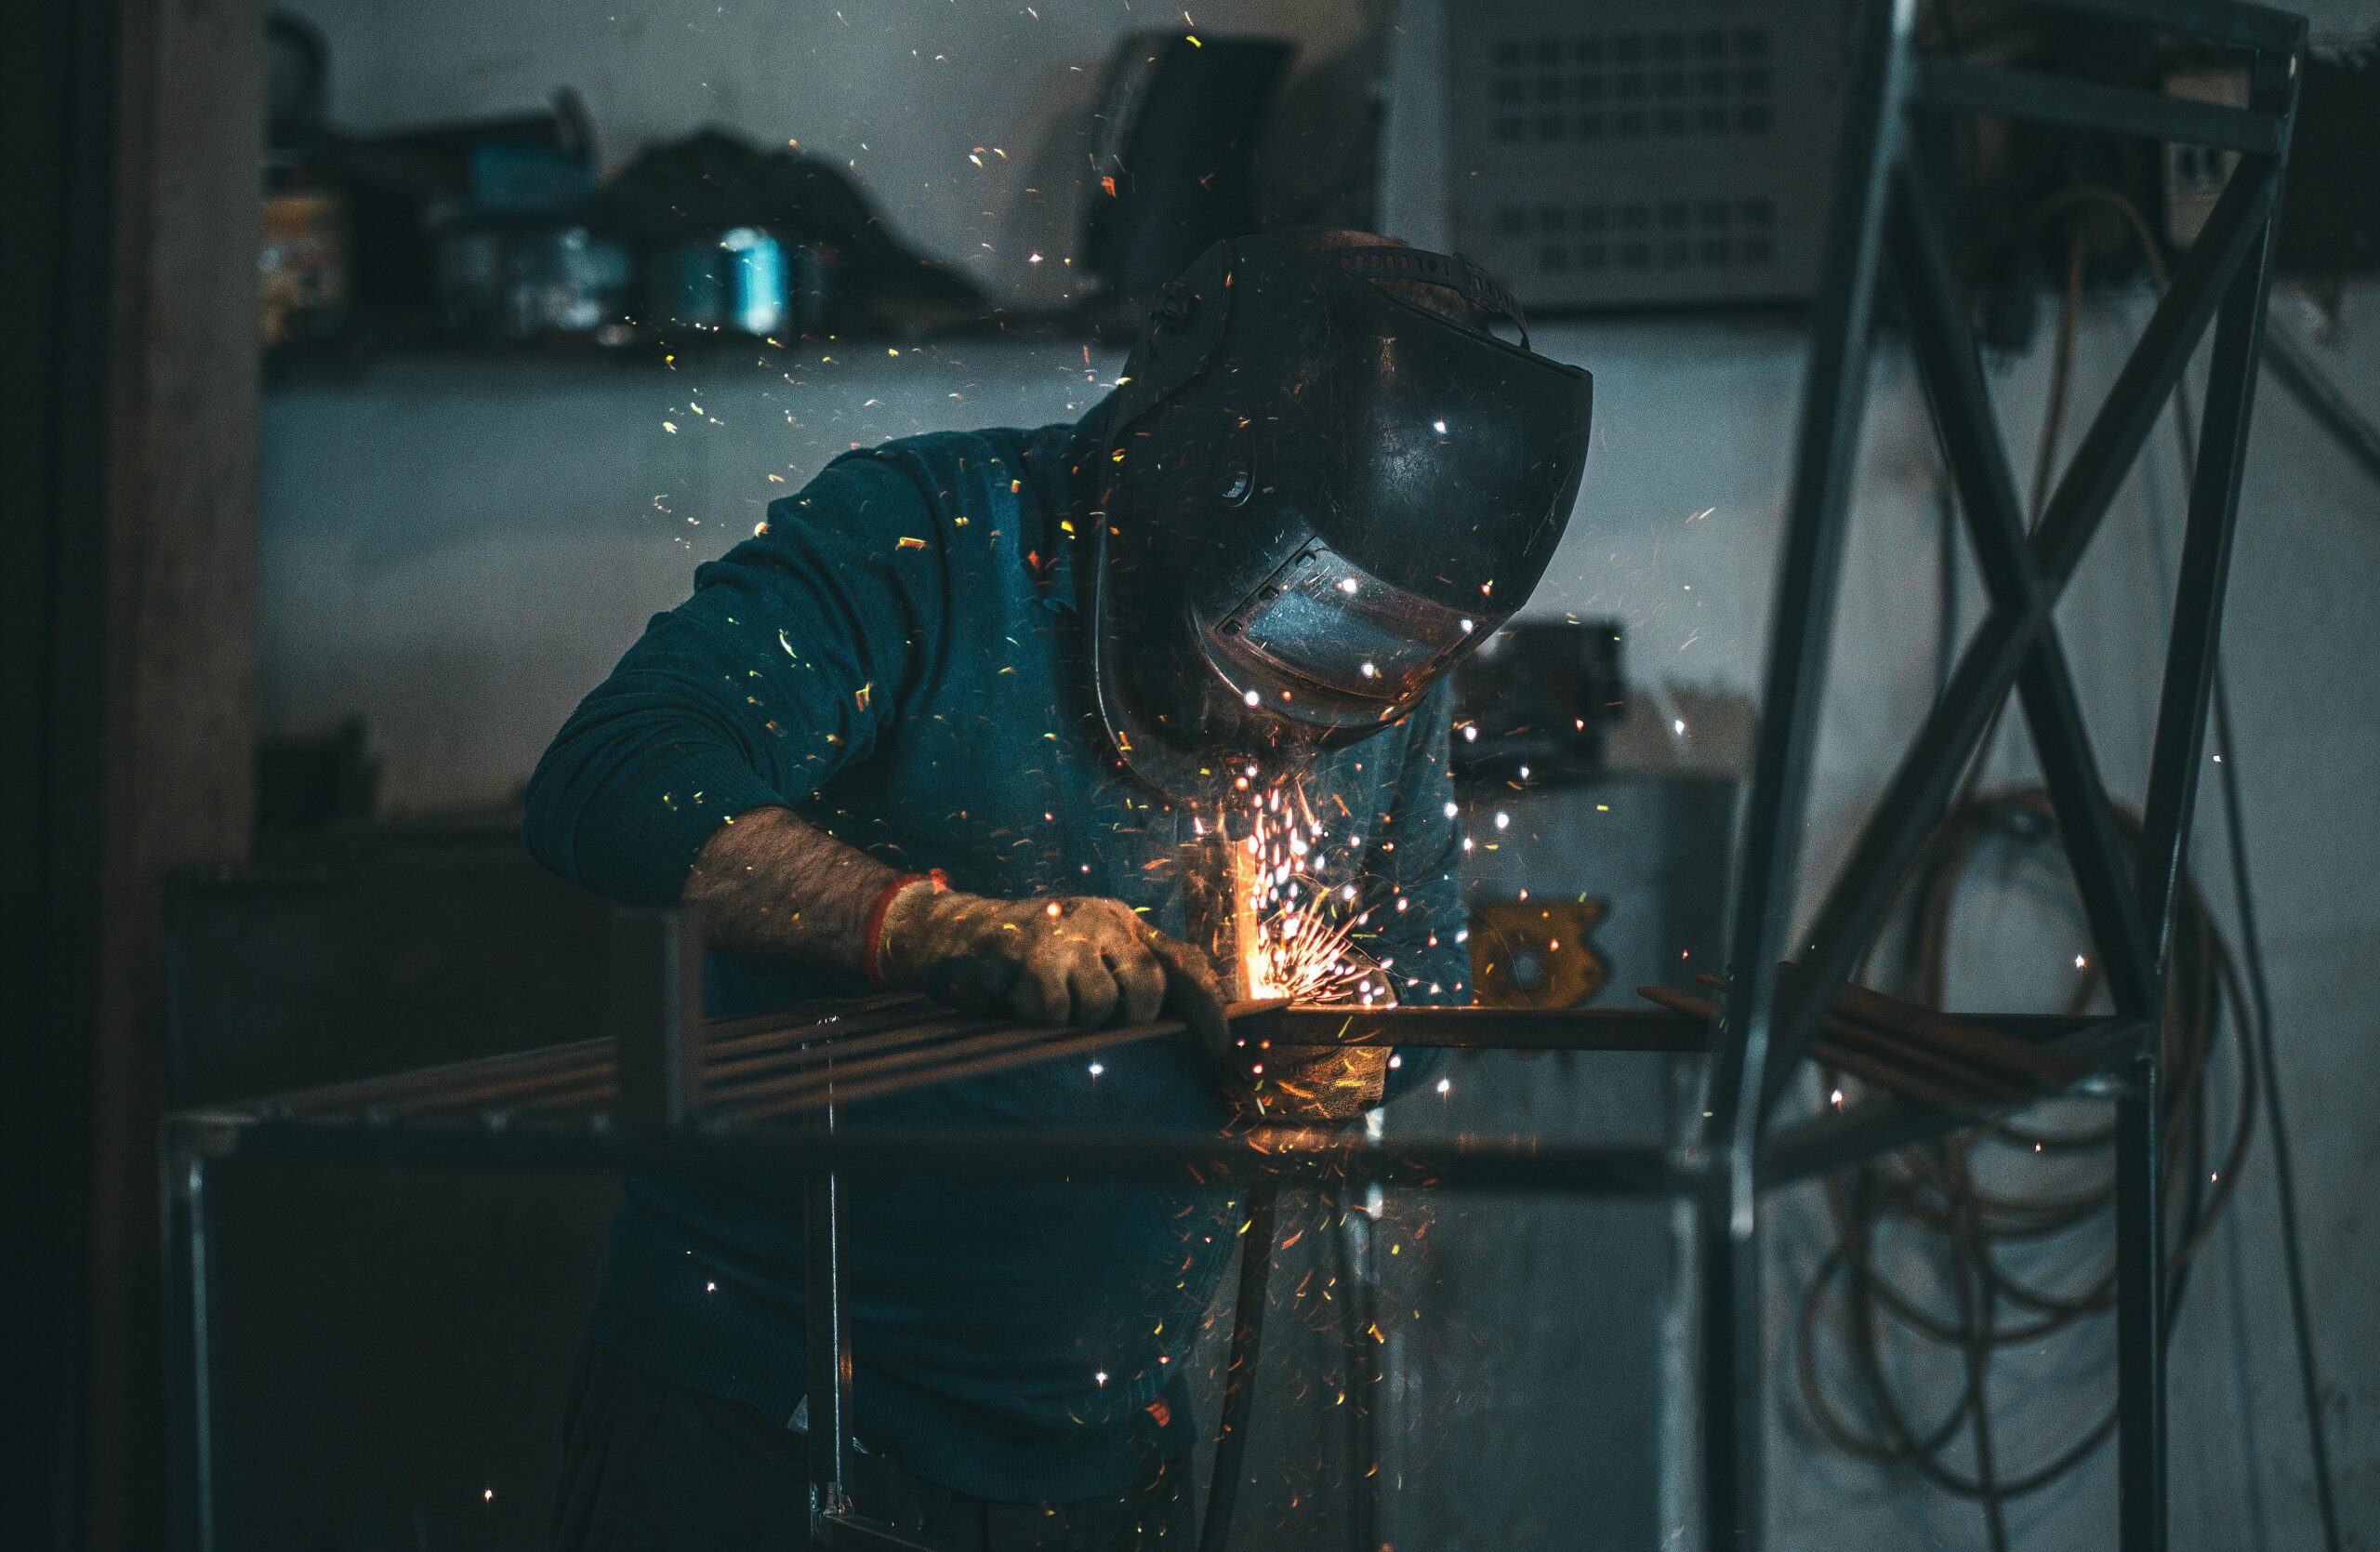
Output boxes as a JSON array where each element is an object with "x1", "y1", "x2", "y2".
[
  {"x1": 729, "y1": 1021, "x2": 1196, "y2": 1122},
  {"x1": 2023, "y1": 0, "x2": 2305, "y2": 53},
  {"x1": 1240, "y1": 1003, "x2": 1708, "y2": 1051},
  {"x1": 1911, "y1": 60, "x2": 2281, "y2": 153},
  {"x1": 187, "y1": 1117, "x2": 1699, "y2": 1195},
  {"x1": 2115, "y1": 1058, "x2": 2166, "y2": 1551},
  {"x1": 1758, "y1": 1017, "x2": 2153, "y2": 1186},
  {"x1": 1200, "y1": 1185, "x2": 1278, "y2": 1552},
  {"x1": 164, "y1": 1143, "x2": 214, "y2": 1552},
  {"x1": 2260, "y1": 323, "x2": 2380, "y2": 488},
  {"x1": 1699, "y1": 4, "x2": 1922, "y2": 1537},
  {"x1": 2140, "y1": 144, "x2": 2291, "y2": 975},
  {"x1": 804, "y1": 1065, "x2": 855, "y2": 1533},
  {"x1": 2032, "y1": 160, "x2": 2277, "y2": 589},
  {"x1": 1888, "y1": 162, "x2": 2161, "y2": 1016},
  {"x1": 704, "y1": 1012, "x2": 1014, "y2": 1094}
]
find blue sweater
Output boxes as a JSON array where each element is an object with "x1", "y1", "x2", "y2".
[{"x1": 522, "y1": 411, "x2": 1468, "y2": 1501}]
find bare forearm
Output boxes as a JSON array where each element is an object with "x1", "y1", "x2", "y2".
[{"x1": 682, "y1": 805, "x2": 899, "y2": 975}]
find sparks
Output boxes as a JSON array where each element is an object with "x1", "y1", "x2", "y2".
[{"x1": 1232, "y1": 786, "x2": 1386, "y2": 1005}]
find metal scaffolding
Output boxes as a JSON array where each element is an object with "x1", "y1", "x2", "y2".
[{"x1": 164, "y1": 0, "x2": 2306, "y2": 1546}]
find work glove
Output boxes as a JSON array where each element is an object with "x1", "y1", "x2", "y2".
[
  {"x1": 874, "y1": 882, "x2": 1386, "y2": 1121},
  {"x1": 875, "y1": 886, "x2": 1223, "y2": 1035}
]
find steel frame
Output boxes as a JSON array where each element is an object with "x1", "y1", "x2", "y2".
[{"x1": 162, "y1": 2, "x2": 2302, "y2": 1546}]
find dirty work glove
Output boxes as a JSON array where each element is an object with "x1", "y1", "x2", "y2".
[{"x1": 875, "y1": 885, "x2": 1222, "y2": 1033}]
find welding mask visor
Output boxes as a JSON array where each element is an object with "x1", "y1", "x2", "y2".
[{"x1": 1090, "y1": 235, "x2": 1593, "y2": 804}]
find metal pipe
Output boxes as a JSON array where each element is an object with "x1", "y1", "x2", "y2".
[
  {"x1": 1199, "y1": 1184, "x2": 1278, "y2": 1552},
  {"x1": 1912, "y1": 60, "x2": 2281, "y2": 154}
]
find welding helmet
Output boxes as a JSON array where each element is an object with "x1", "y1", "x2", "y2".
[{"x1": 1088, "y1": 234, "x2": 1593, "y2": 806}]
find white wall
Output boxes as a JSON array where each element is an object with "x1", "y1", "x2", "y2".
[{"x1": 260, "y1": 1, "x2": 2380, "y2": 1546}]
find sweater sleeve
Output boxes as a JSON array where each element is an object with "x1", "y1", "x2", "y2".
[{"x1": 522, "y1": 453, "x2": 948, "y2": 906}]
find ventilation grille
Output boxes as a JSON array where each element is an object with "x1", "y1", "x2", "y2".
[
  {"x1": 1491, "y1": 197, "x2": 1779, "y2": 273},
  {"x1": 1488, "y1": 29, "x2": 1778, "y2": 145}
]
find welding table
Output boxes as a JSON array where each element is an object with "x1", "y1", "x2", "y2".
[{"x1": 165, "y1": 0, "x2": 2304, "y2": 1545}]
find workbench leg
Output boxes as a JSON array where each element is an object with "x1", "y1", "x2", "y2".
[
  {"x1": 1699, "y1": 1181, "x2": 1764, "y2": 1550},
  {"x1": 2114, "y1": 1057, "x2": 2166, "y2": 1552},
  {"x1": 805, "y1": 1096, "x2": 856, "y2": 1542},
  {"x1": 163, "y1": 1138, "x2": 215, "y2": 1552}
]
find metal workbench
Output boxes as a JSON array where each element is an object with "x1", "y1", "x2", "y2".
[{"x1": 165, "y1": 0, "x2": 2306, "y2": 1545}]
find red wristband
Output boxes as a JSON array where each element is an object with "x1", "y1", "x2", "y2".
[{"x1": 862, "y1": 869, "x2": 948, "y2": 987}]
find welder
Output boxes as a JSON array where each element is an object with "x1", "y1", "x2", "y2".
[{"x1": 524, "y1": 228, "x2": 1593, "y2": 1550}]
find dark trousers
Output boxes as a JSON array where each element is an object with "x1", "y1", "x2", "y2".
[{"x1": 551, "y1": 1344, "x2": 1197, "y2": 1551}]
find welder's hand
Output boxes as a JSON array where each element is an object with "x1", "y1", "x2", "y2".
[{"x1": 879, "y1": 888, "x2": 1202, "y2": 1031}]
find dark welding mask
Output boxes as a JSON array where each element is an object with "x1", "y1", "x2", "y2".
[{"x1": 1088, "y1": 235, "x2": 1593, "y2": 806}]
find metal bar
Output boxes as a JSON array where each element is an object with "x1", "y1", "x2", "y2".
[
  {"x1": 700, "y1": 991, "x2": 928, "y2": 1047},
  {"x1": 1911, "y1": 60, "x2": 2281, "y2": 153},
  {"x1": 198, "y1": 1119, "x2": 1698, "y2": 1195},
  {"x1": 2030, "y1": 0, "x2": 2306, "y2": 54},
  {"x1": 704, "y1": 1013, "x2": 1013, "y2": 1097},
  {"x1": 2033, "y1": 159, "x2": 2278, "y2": 589},
  {"x1": 163, "y1": 1138, "x2": 215, "y2": 1552},
  {"x1": 1702, "y1": 4, "x2": 1920, "y2": 1537},
  {"x1": 1200, "y1": 1184, "x2": 1277, "y2": 1552},
  {"x1": 1711, "y1": 0, "x2": 1915, "y2": 1151},
  {"x1": 1758, "y1": 1016, "x2": 2153, "y2": 1186},
  {"x1": 258, "y1": 1038, "x2": 611, "y2": 1116},
  {"x1": 1241, "y1": 1004, "x2": 1708, "y2": 1051},
  {"x1": 2140, "y1": 130, "x2": 2291, "y2": 973},
  {"x1": 1888, "y1": 163, "x2": 2162, "y2": 1016},
  {"x1": 2261, "y1": 324, "x2": 2380, "y2": 488},
  {"x1": 2114, "y1": 1057, "x2": 2166, "y2": 1551},
  {"x1": 1748, "y1": 161, "x2": 2275, "y2": 1111},
  {"x1": 1643, "y1": 983, "x2": 2005, "y2": 1109},
  {"x1": 729, "y1": 1021, "x2": 1193, "y2": 1121},
  {"x1": 1818, "y1": 979, "x2": 2089, "y2": 1086},
  {"x1": 803, "y1": 1068, "x2": 855, "y2": 1533},
  {"x1": 611, "y1": 906, "x2": 705, "y2": 1127}
]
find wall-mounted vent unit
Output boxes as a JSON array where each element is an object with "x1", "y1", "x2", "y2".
[{"x1": 1446, "y1": 3, "x2": 1850, "y2": 310}]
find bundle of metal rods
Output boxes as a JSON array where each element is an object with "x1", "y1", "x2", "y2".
[{"x1": 256, "y1": 993, "x2": 1259, "y2": 1127}]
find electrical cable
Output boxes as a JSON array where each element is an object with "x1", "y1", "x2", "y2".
[{"x1": 1794, "y1": 789, "x2": 2255, "y2": 1537}]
